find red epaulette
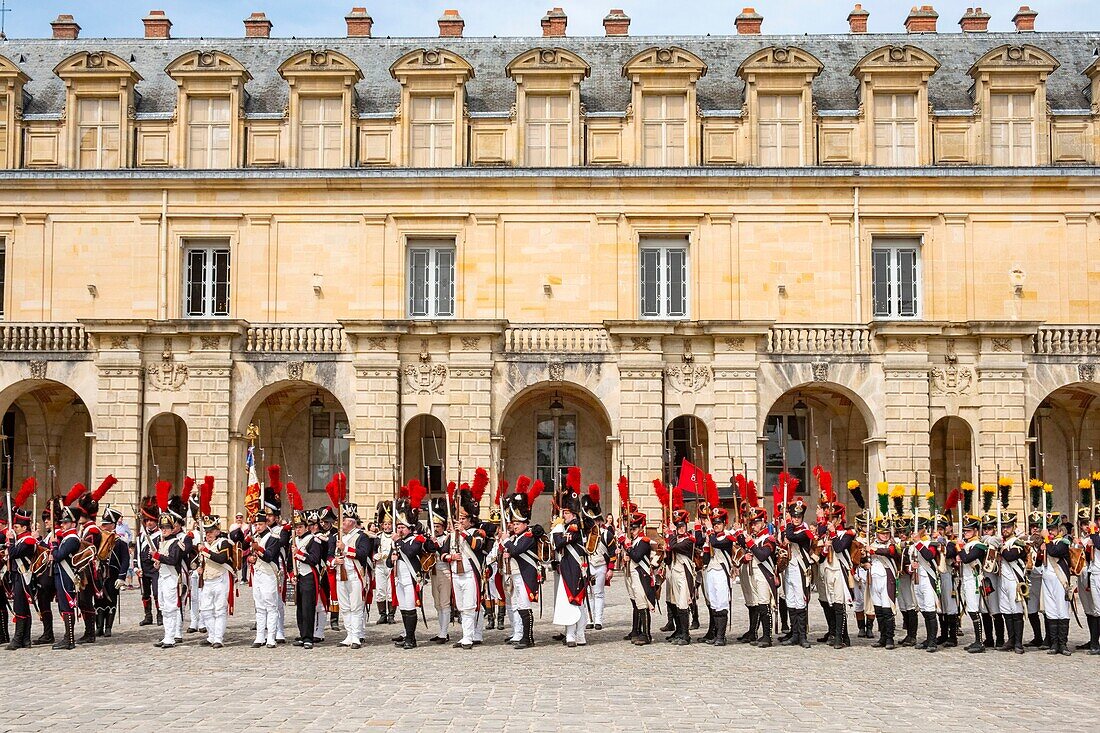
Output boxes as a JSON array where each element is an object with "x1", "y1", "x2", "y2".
[
  {"x1": 523, "y1": 530, "x2": 533, "y2": 538},
  {"x1": 20, "y1": 535, "x2": 37, "y2": 546},
  {"x1": 414, "y1": 534, "x2": 426, "y2": 542}
]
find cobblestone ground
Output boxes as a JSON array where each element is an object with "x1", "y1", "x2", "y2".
[{"x1": 1, "y1": 584, "x2": 1093, "y2": 733}]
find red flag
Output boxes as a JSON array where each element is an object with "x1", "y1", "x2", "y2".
[{"x1": 675, "y1": 458, "x2": 704, "y2": 495}]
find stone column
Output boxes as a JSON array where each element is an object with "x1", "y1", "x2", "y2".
[
  {"x1": 706, "y1": 323, "x2": 771, "y2": 481},
  {"x1": 877, "y1": 328, "x2": 936, "y2": 498},
  {"x1": 445, "y1": 324, "x2": 503, "y2": 480}
]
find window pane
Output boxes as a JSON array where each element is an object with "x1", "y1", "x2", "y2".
[
  {"x1": 408, "y1": 249, "x2": 429, "y2": 317},
  {"x1": 185, "y1": 249, "x2": 206, "y2": 316},
  {"x1": 666, "y1": 248, "x2": 687, "y2": 317},
  {"x1": 434, "y1": 247, "x2": 455, "y2": 317},
  {"x1": 896, "y1": 248, "x2": 917, "y2": 317},
  {"x1": 871, "y1": 248, "x2": 891, "y2": 317},
  {"x1": 640, "y1": 248, "x2": 660, "y2": 316},
  {"x1": 212, "y1": 249, "x2": 231, "y2": 315},
  {"x1": 0, "y1": 242, "x2": 6, "y2": 318}
]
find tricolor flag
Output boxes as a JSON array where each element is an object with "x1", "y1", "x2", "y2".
[
  {"x1": 243, "y1": 445, "x2": 261, "y2": 520},
  {"x1": 675, "y1": 457, "x2": 705, "y2": 495}
]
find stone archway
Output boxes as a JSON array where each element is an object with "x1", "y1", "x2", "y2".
[
  {"x1": 762, "y1": 384, "x2": 870, "y2": 512},
  {"x1": 146, "y1": 412, "x2": 188, "y2": 493},
  {"x1": 403, "y1": 413, "x2": 446, "y2": 492},
  {"x1": 1029, "y1": 382, "x2": 1100, "y2": 515},
  {"x1": 930, "y1": 416, "x2": 974, "y2": 505},
  {"x1": 499, "y1": 382, "x2": 612, "y2": 527},
  {"x1": 664, "y1": 414, "x2": 709, "y2": 484},
  {"x1": 0, "y1": 379, "x2": 92, "y2": 510}
]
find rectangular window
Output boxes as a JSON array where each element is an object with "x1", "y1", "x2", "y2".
[
  {"x1": 0, "y1": 239, "x2": 6, "y2": 319},
  {"x1": 642, "y1": 94, "x2": 687, "y2": 166},
  {"x1": 187, "y1": 97, "x2": 231, "y2": 168},
  {"x1": 990, "y1": 92, "x2": 1034, "y2": 166},
  {"x1": 183, "y1": 241, "x2": 231, "y2": 317},
  {"x1": 77, "y1": 97, "x2": 121, "y2": 169},
  {"x1": 525, "y1": 94, "x2": 570, "y2": 167},
  {"x1": 409, "y1": 95, "x2": 455, "y2": 167},
  {"x1": 407, "y1": 240, "x2": 455, "y2": 318},
  {"x1": 299, "y1": 96, "x2": 344, "y2": 168},
  {"x1": 536, "y1": 413, "x2": 577, "y2": 494},
  {"x1": 758, "y1": 94, "x2": 802, "y2": 166},
  {"x1": 873, "y1": 93, "x2": 918, "y2": 166},
  {"x1": 764, "y1": 414, "x2": 808, "y2": 493},
  {"x1": 639, "y1": 237, "x2": 688, "y2": 319},
  {"x1": 310, "y1": 410, "x2": 350, "y2": 493},
  {"x1": 871, "y1": 238, "x2": 921, "y2": 319},
  {"x1": 0, "y1": 96, "x2": 8, "y2": 166}
]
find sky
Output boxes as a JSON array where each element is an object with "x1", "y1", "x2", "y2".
[{"x1": 1, "y1": 0, "x2": 1098, "y2": 39}]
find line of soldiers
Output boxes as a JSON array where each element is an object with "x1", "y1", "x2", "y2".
[{"x1": 5, "y1": 468, "x2": 1100, "y2": 656}]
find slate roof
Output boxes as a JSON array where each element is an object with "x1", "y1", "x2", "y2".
[{"x1": 2, "y1": 32, "x2": 1097, "y2": 117}]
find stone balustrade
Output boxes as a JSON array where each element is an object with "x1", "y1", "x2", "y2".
[
  {"x1": 0, "y1": 323, "x2": 90, "y2": 352},
  {"x1": 503, "y1": 325, "x2": 611, "y2": 354},
  {"x1": 1032, "y1": 326, "x2": 1100, "y2": 355},
  {"x1": 766, "y1": 325, "x2": 873, "y2": 354},
  {"x1": 244, "y1": 324, "x2": 347, "y2": 353}
]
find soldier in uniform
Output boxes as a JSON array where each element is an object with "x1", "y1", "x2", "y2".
[
  {"x1": 502, "y1": 487, "x2": 544, "y2": 650},
  {"x1": 426, "y1": 498, "x2": 454, "y2": 645},
  {"x1": 935, "y1": 514, "x2": 960, "y2": 648},
  {"x1": 315, "y1": 506, "x2": 338, "y2": 642},
  {"x1": 997, "y1": 512, "x2": 1028, "y2": 654},
  {"x1": 75, "y1": 490, "x2": 105, "y2": 644},
  {"x1": 909, "y1": 514, "x2": 941, "y2": 652},
  {"x1": 372, "y1": 501, "x2": 396, "y2": 625},
  {"x1": 482, "y1": 502, "x2": 508, "y2": 632},
  {"x1": 183, "y1": 481, "x2": 205, "y2": 636},
  {"x1": 894, "y1": 514, "x2": 918, "y2": 647},
  {"x1": 782, "y1": 499, "x2": 816, "y2": 649},
  {"x1": 737, "y1": 507, "x2": 778, "y2": 648},
  {"x1": 291, "y1": 508, "x2": 323, "y2": 649},
  {"x1": 819, "y1": 502, "x2": 855, "y2": 649},
  {"x1": 153, "y1": 494, "x2": 187, "y2": 649},
  {"x1": 4, "y1": 503, "x2": 37, "y2": 650},
  {"x1": 197, "y1": 514, "x2": 234, "y2": 649},
  {"x1": 1078, "y1": 503, "x2": 1100, "y2": 655},
  {"x1": 621, "y1": 511, "x2": 656, "y2": 645},
  {"x1": 582, "y1": 488, "x2": 614, "y2": 631},
  {"x1": 867, "y1": 516, "x2": 900, "y2": 650},
  {"x1": 448, "y1": 490, "x2": 488, "y2": 650},
  {"x1": 228, "y1": 512, "x2": 251, "y2": 588},
  {"x1": 664, "y1": 508, "x2": 696, "y2": 645},
  {"x1": 334, "y1": 502, "x2": 375, "y2": 649},
  {"x1": 249, "y1": 495, "x2": 286, "y2": 649},
  {"x1": 551, "y1": 489, "x2": 590, "y2": 648},
  {"x1": 700, "y1": 506, "x2": 734, "y2": 646},
  {"x1": 50, "y1": 501, "x2": 84, "y2": 650},
  {"x1": 263, "y1": 468, "x2": 291, "y2": 644},
  {"x1": 958, "y1": 515, "x2": 988, "y2": 653},
  {"x1": 1041, "y1": 512, "x2": 1073, "y2": 655},
  {"x1": 33, "y1": 506, "x2": 57, "y2": 646},
  {"x1": 390, "y1": 499, "x2": 429, "y2": 650},
  {"x1": 136, "y1": 497, "x2": 162, "y2": 627},
  {"x1": 1025, "y1": 511, "x2": 1048, "y2": 648},
  {"x1": 980, "y1": 512, "x2": 1005, "y2": 650},
  {"x1": 96, "y1": 506, "x2": 130, "y2": 638}
]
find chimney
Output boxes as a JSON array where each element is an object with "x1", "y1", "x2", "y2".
[
  {"x1": 959, "y1": 7, "x2": 990, "y2": 32},
  {"x1": 904, "y1": 5, "x2": 939, "y2": 33},
  {"x1": 735, "y1": 7, "x2": 763, "y2": 35},
  {"x1": 541, "y1": 7, "x2": 567, "y2": 37},
  {"x1": 143, "y1": 10, "x2": 172, "y2": 39},
  {"x1": 243, "y1": 12, "x2": 273, "y2": 38},
  {"x1": 1013, "y1": 5, "x2": 1037, "y2": 31},
  {"x1": 603, "y1": 9, "x2": 630, "y2": 36},
  {"x1": 346, "y1": 7, "x2": 373, "y2": 38},
  {"x1": 848, "y1": 4, "x2": 870, "y2": 33},
  {"x1": 438, "y1": 9, "x2": 464, "y2": 37},
  {"x1": 50, "y1": 14, "x2": 81, "y2": 40}
]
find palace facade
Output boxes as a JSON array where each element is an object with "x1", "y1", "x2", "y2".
[{"x1": 1, "y1": 6, "x2": 1099, "y2": 522}]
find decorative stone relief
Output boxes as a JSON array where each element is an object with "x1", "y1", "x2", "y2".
[
  {"x1": 897, "y1": 338, "x2": 919, "y2": 352},
  {"x1": 812, "y1": 361, "x2": 830, "y2": 382},
  {"x1": 630, "y1": 337, "x2": 651, "y2": 352},
  {"x1": 547, "y1": 359, "x2": 565, "y2": 382},
  {"x1": 1080, "y1": 363, "x2": 1095, "y2": 382},
  {"x1": 366, "y1": 337, "x2": 387, "y2": 351},
  {"x1": 146, "y1": 342, "x2": 188, "y2": 391},
  {"x1": 287, "y1": 361, "x2": 304, "y2": 381},
  {"x1": 991, "y1": 338, "x2": 1012, "y2": 353},
  {"x1": 404, "y1": 362, "x2": 447, "y2": 395},
  {"x1": 200, "y1": 336, "x2": 220, "y2": 350},
  {"x1": 110, "y1": 336, "x2": 130, "y2": 349},
  {"x1": 461, "y1": 337, "x2": 481, "y2": 351},
  {"x1": 930, "y1": 366, "x2": 974, "y2": 396},
  {"x1": 665, "y1": 364, "x2": 712, "y2": 393},
  {"x1": 29, "y1": 361, "x2": 47, "y2": 380},
  {"x1": 724, "y1": 337, "x2": 746, "y2": 351}
]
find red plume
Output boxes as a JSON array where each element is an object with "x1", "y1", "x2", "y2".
[
  {"x1": 812, "y1": 466, "x2": 835, "y2": 504},
  {"x1": 14, "y1": 477, "x2": 37, "y2": 508},
  {"x1": 944, "y1": 488, "x2": 962, "y2": 513},
  {"x1": 566, "y1": 467, "x2": 581, "y2": 493},
  {"x1": 398, "y1": 484, "x2": 410, "y2": 499},
  {"x1": 617, "y1": 475, "x2": 630, "y2": 508},
  {"x1": 734, "y1": 474, "x2": 748, "y2": 504},
  {"x1": 325, "y1": 479, "x2": 341, "y2": 509},
  {"x1": 63, "y1": 483, "x2": 87, "y2": 506},
  {"x1": 704, "y1": 474, "x2": 719, "y2": 507},
  {"x1": 528, "y1": 479, "x2": 546, "y2": 504},
  {"x1": 772, "y1": 483, "x2": 784, "y2": 520},
  {"x1": 653, "y1": 479, "x2": 670, "y2": 508},
  {"x1": 155, "y1": 480, "x2": 171, "y2": 511},
  {"x1": 286, "y1": 481, "x2": 304, "y2": 512},
  {"x1": 335, "y1": 472, "x2": 348, "y2": 502},
  {"x1": 515, "y1": 475, "x2": 531, "y2": 495},
  {"x1": 492, "y1": 481, "x2": 505, "y2": 507},
  {"x1": 447, "y1": 481, "x2": 457, "y2": 505},
  {"x1": 266, "y1": 465, "x2": 283, "y2": 491},
  {"x1": 472, "y1": 467, "x2": 489, "y2": 503},
  {"x1": 199, "y1": 476, "x2": 214, "y2": 516},
  {"x1": 746, "y1": 480, "x2": 759, "y2": 508},
  {"x1": 588, "y1": 483, "x2": 601, "y2": 504},
  {"x1": 408, "y1": 479, "x2": 427, "y2": 509},
  {"x1": 784, "y1": 473, "x2": 800, "y2": 501},
  {"x1": 91, "y1": 474, "x2": 118, "y2": 502},
  {"x1": 182, "y1": 476, "x2": 196, "y2": 506},
  {"x1": 671, "y1": 486, "x2": 685, "y2": 511}
]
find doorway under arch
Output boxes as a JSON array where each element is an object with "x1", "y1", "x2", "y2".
[
  {"x1": 664, "y1": 414, "x2": 709, "y2": 486},
  {"x1": 930, "y1": 416, "x2": 973, "y2": 506},
  {"x1": 146, "y1": 413, "x2": 188, "y2": 493},
  {"x1": 1029, "y1": 383, "x2": 1100, "y2": 515},
  {"x1": 403, "y1": 414, "x2": 446, "y2": 493}
]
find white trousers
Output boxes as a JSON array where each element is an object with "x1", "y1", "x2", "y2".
[
  {"x1": 1042, "y1": 567, "x2": 1070, "y2": 620},
  {"x1": 452, "y1": 571, "x2": 479, "y2": 612},
  {"x1": 314, "y1": 602, "x2": 328, "y2": 641},
  {"x1": 998, "y1": 570, "x2": 1026, "y2": 615},
  {"x1": 1082, "y1": 569, "x2": 1099, "y2": 616},
  {"x1": 199, "y1": 573, "x2": 230, "y2": 644},
  {"x1": 982, "y1": 573, "x2": 1001, "y2": 614},
  {"x1": 252, "y1": 571, "x2": 279, "y2": 645},
  {"x1": 276, "y1": 582, "x2": 286, "y2": 641},
  {"x1": 913, "y1": 569, "x2": 938, "y2": 613},
  {"x1": 188, "y1": 571, "x2": 202, "y2": 629},
  {"x1": 704, "y1": 566, "x2": 731, "y2": 612},
  {"x1": 784, "y1": 563, "x2": 809, "y2": 610},
  {"x1": 395, "y1": 577, "x2": 418, "y2": 611},
  {"x1": 157, "y1": 570, "x2": 181, "y2": 645},
  {"x1": 590, "y1": 565, "x2": 608, "y2": 624},
  {"x1": 337, "y1": 575, "x2": 365, "y2": 645},
  {"x1": 1027, "y1": 572, "x2": 1044, "y2": 614},
  {"x1": 852, "y1": 567, "x2": 867, "y2": 610},
  {"x1": 896, "y1": 575, "x2": 916, "y2": 612},
  {"x1": 869, "y1": 565, "x2": 892, "y2": 608},
  {"x1": 940, "y1": 571, "x2": 958, "y2": 615}
]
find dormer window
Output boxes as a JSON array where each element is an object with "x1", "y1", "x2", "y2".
[
  {"x1": 853, "y1": 45, "x2": 939, "y2": 167},
  {"x1": 623, "y1": 47, "x2": 707, "y2": 167},
  {"x1": 968, "y1": 45, "x2": 1058, "y2": 167},
  {"x1": 390, "y1": 49, "x2": 474, "y2": 168},
  {"x1": 738, "y1": 47, "x2": 823, "y2": 167},
  {"x1": 166, "y1": 50, "x2": 251, "y2": 169},
  {"x1": 54, "y1": 51, "x2": 142, "y2": 169},
  {"x1": 279, "y1": 50, "x2": 362, "y2": 169},
  {"x1": 0, "y1": 54, "x2": 28, "y2": 170},
  {"x1": 507, "y1": 48, "x2": 589, "y2": 167}
]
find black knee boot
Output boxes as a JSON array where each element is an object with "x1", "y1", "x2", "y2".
[
  {"x1": 967, "y1": 612, "x2": 985, "y2": 653},
  {"x1": 1026, "y1": 612, "x2": 1043, "y2": 647},
  {"x1": 899, "y1": 610, "x2": 917, "y2": 646},
  {"x1": 702, "y1": 606, "x2": 717, "y2": 644},
  {"x1": 497, "y1": 605, "x2": 506, "y2": 631},
  {"x1": 739, "y1": 606, "x2": 758, "y2": 643},
  {"x1": 944, "y1": 615, "x2": 958, "y2": 647},
  {"x1": 799, "y1": 608, "x2": 812, "y2": 648},
  {"x1": 78, "y1": 613, "x2": 96, "y2": 644},
  {"x1": 0, "y1": 606, "x2": 9, "y2": 644},
  {"x1": 661, "y1": 604, "x2": 677, "y2": 634},
  {"x1": 864, "y1": 615, "x2": 876, "y2": 639},
  {"x1": 981, "y1": 612, "x2": 994, "y2": 648},
  {"x1": 52, "y1": 614, "x2": 76, "y2": 650},
  {"x1": 140, "y1": 599, "x2": 154, "y2": 626},
  {"x1": 832, "y1": 604, "x2": 849, "y2": 649},
  {"x1": 5, "y1": 618, "x2": 27, "y2": 650},
  {"x1": 395, "y1": 610, "x2": 417, "y2": 649},
  {"x1": 783, "y1": 607, "x2": 801, "y2": 646},
  {"x1": 624, "y1": 605, "x2": 640, "y2": 641},
  {"x1": 103, "y1": 607, "x2": 115, "y2": 638},
  {"x1": 514, "y1": 609, "x2": 533, "y2": 650},
  {"x1": 34, "y1": 611, "x2": 54, "y2": 646},
  {"x1": 993, "y1": 613, "x2": 1005, "y2": 647},
  {"x1": 634, "y1": 609, "x2": 652, "y2": 646},
  {"x1": 818, "y1": 600, "x2": 834, "y2": 643},
  {"x1": 690, "y1": 601, "x2": 700, "y2": 630},
  {"x1": 755, "y1": 605, "x2": 773, "y2": 648},
  {"x1": 916, "y1": 611, "x2": 938, "y2": 652},
  {"x1": 714, "y1": 610, "x2": 728, "y2": 647},
  {"x1": 779, "y1": 597, "x2": 790, "y2": 633},
  {"x1": 1087, "y1": 615, "x2": 1100, "y2": 655},
  {"x1": 673, "y1": 607, "x2": 691, "y2": 645}
]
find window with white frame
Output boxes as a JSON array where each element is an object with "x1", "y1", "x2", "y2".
[
  {"x1": 871, "y1": 238, "x2": 921, "y2": 319},
  {"x1": 0, "y1": 96, "x2": 8, "y2": 167},
  {"x1": 310, "y1": 408, "x2": 350, "y2": 493},
  {"x1": 187, "y1": 97, "x2": 231, "y2": 168},
  {"x1": 299, "y1": 96, "x2": 344, "y2": 168},
  {"x1": 525, "y1": 94, "x2": 570, "y2": 166},
  {"x1": 989, "y1": 92, "x2": 1035, "y2": 166},
  {"x1": 757, "y1": 94, "x2": 802, "y2": 167},
  {"x1": 641, "y1": 94, "x2": 687, "y2": 166},
  {"x1": 409, "y1": 96, "x2": 455, "y2": 167},
  {"x1": 639, "y1": 237, "x2": 688, "y2": 319},
  {"x1": 0, "y1": 238, "x2": 6, "y2": 319},
  {"x1": 873, "y1": 92, "x2": 918, "y2": 166},
  {"x1": 407, "y1": 240, "x2": 455, "y2": 318},
  {"x1": 183, "y1": 241, "x2": 231, "y2": 317},
  {"x1": 77, "y1": 97, "x2": 121, "y2": 169}
]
